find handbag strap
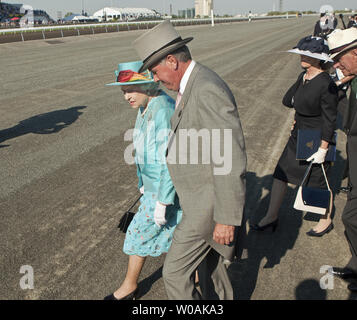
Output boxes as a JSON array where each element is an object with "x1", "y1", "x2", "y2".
[
  {"x1": 321, "y1": 164, "x2": 332, "y2": 192},
  {"x1": 300, "y1": 161, "x2": 314, "y2": 186},
  {"x1": 300, "y1": 162, "x2": 331, "y2": 192},
  {"x1": 127, "y1": 194, "x2": 143, "y2": 212}
]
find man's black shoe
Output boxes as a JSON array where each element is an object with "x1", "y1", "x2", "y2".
[
  {"x1": 330, "y1": 267, "x2": 357, "y2": 279},
  {"x1": 348, "y1": 282, "x2": 357, "y2": 292}
]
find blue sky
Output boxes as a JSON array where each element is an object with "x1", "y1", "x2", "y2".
[{"x1": 3, "y1": 0, "x2": 356, "y2": 19}]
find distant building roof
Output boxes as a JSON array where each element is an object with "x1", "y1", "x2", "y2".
[{"x1": 62, "y1": 14, "x2": 81, "y2": 21}]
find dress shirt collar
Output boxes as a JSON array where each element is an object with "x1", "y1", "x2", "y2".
[{"x1": 179, "y1": 60, "x2": 196, "y2": 95}]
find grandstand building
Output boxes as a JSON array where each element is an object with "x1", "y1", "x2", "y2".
[
  {"x1": 0, "y1": 2, "x2": 53, "y2": 24},
  {"x1": 92, "y1": 7, "x2": 160, "y2": 22}
]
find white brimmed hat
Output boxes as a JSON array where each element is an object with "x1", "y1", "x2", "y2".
[
  {"x1": 327, "y1": 28, "x2": 357, "y2": 59},
  {"x1": 287, "y1": 35, "x2": 333, "y2": 62}
]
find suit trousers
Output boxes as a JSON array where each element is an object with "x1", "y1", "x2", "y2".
[
  {"x1": 162, "y1": 214, "x2": 233, "y2": 300},
  {"x1": 342, "y1": 196, "x2": 357, "y2": 272}
]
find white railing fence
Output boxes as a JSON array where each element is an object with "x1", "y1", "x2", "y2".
[{"x1": 0, "y1": 15, "x2": 310, "y2": 41}]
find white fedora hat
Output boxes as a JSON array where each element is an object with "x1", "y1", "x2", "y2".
[
  {"x1": 133, "y1": 20, "x2": 193, "y2": 73},
  {"x1": 327, "y1": 28, "x2": 357, "y2": 59}
]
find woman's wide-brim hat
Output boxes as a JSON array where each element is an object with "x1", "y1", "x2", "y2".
[
  {"x1": 106, "y1": 60, "x2": 155, "y2": 86},
  {"x1": 133, "y1": 20, "x2": 193, "y2": 73},
  {"x1": 327, "y1": 28, "x2": 357, "y2": 59},
  {"x1": 287, "y1": 35, "x2": 333, "y2": 62}
]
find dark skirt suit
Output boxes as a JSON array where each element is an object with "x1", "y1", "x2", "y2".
[{"x1": 273, "y1": 71, "x2": 338, "y2": 188}]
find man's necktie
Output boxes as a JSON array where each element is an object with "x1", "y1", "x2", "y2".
[{"x1": 175, "y1": 92, "x2": 182, "y2": 109}]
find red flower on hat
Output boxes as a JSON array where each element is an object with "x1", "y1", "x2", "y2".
[{"x1": 117, "y1": 70, "x2": 152, "y2": 83}]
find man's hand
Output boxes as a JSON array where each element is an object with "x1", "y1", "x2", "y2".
[{"x1": 213, "y1": 224, "x2": 235, "y2": 245}]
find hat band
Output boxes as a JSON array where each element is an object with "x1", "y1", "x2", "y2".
[
  {"x1": 117, "y1": 70, "x2": 152, "y2": 83},
  {"x1": 142, "y1": 36, "x2": 184, "y2": 64},
  {"x1": 330, "y1": 39, "x2": 357, "y2": 54}
]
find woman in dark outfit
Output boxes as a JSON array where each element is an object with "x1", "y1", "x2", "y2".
[
  {"x1": 251, "y1": 36, "x2": 338, "y2": 237},
  {"x1": 313, "y1": 13, "x2": 327, "y2": 37}
]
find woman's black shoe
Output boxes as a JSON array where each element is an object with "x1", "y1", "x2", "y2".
[
  {"x1": 104, "y1": 293, "x2": 117, "y2": 300},
  {"x1": 306, "y1": 223, "x2": 333, "y2": 237},
  {"x1": 250, "y1": 219, "x2": 278, "y2": 232},
  {"x1": 104, "y1": 288, "x2": 138, "y2": 300}
]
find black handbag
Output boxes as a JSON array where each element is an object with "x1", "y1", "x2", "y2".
[
  {"x1": 293, "y1": 162, "x2": 333, "y2": 215},
  {"x1": 118, "y1": 194, "x2": 143, "y2": 233}
]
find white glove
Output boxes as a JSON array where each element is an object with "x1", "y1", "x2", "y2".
[
  {"x1": 139, "y1": 186, "x2": 145, "y2": 194},
  {"x1": 307, "y1": 147, "x2": 328, "y2": 164},
  {"x1": 154, "y1": 202, "x2": 167, "y2": 227}
]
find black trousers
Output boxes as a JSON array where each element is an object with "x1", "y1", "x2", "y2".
[{"x1": 342, "y1": 196, "x2": 357, "y2": 272}]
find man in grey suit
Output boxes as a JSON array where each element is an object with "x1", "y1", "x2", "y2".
[
  {"x1": 327, "y1": 28, "x2": 357, "y2": 293},
  {"x1": 133, "y1": 20, "x2": 247, "y2": 299}
]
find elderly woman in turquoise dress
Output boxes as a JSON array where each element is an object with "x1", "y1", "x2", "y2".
[{"x1": 104, "y1": 61, "x2": 182, "y2": 300}]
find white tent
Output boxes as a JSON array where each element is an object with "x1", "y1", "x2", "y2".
[
  {"x1": 63, "y1": 14, "x2": 99, "y2": 22},
  {"x1": 72, "y1": 15, "x2": 88, "y2": 21},
  {"x1": 72, "y1": 15, "x2": 98, "y2": 21},
  {"x1": 93, "y1": 7, "x2": 159, "y2": 22}
]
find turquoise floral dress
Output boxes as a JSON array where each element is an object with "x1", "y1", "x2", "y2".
[{"x1": 123, "y1": 90, "x2": 182, "y2": 257}]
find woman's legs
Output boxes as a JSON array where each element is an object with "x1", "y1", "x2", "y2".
[
  {"x1": 311, "y1": 164, "x2": 333, "y2": 232},
  {"x1": 312, "y1": 199, "x2": 333, "y2": 232},
  {"x1": 312, "y1": 212, "x2": 332, "y2": 232},
  {"x1": 258, "y1": 178, "x2": 288, "y2": 227},
  {"x1": 113, "y1": 255, "x2": 146, "y2": 299}
]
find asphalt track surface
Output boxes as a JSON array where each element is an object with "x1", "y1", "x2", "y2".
[{"x1": 0, "y1": 17, "x2": 356, "y2": 300}]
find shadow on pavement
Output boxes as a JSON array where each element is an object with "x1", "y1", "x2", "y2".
[
  {"x1": 229, "y1": 147, "x2": 346, "y2": 300},
  {"x1": 137, "y1": 266, "x2": 163, "y2": 299},
  {"x1": 0, "y1": 106, "x2": 87, "y2": 147},
  {"x1": 228, "y1": 171, "x2": 300, "y2": 300},
  {"x1": 295, "y1": 279, "x2": 327, "y2": 300},
  {"x1": 347, "y1": 280, "x2": 357, "y2": 300}
]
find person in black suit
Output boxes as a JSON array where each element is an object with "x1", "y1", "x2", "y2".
[
  {"x1": 328, "y1": 28, "x2": 357, "y2": 293},
  {"x1": 313, "y1": 13, "x2": 327, "y2": 37},
  {"x1": 347, "y1": 15, "x2": 357, "y2": 29},
  {"x1": 313, "y1": 13, "x2": 338, "y2": 39},
  {"x1": 251, "y1": 36, "x2": 338, "y2": 237},
  {"x1": 314, "y1": 13, "x2": 337, "y2": 38}
]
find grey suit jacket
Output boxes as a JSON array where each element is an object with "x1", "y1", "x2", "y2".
[
  {"x1": 345, "y1": 82, "x2": 357, "y2": 199},
  {"x1": 166, "y1": 62, "x2": 247, "y2": 259}
]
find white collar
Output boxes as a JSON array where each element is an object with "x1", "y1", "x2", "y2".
[{"x1": 179, "y1": 60, "x2": 196, "y2": 95}]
